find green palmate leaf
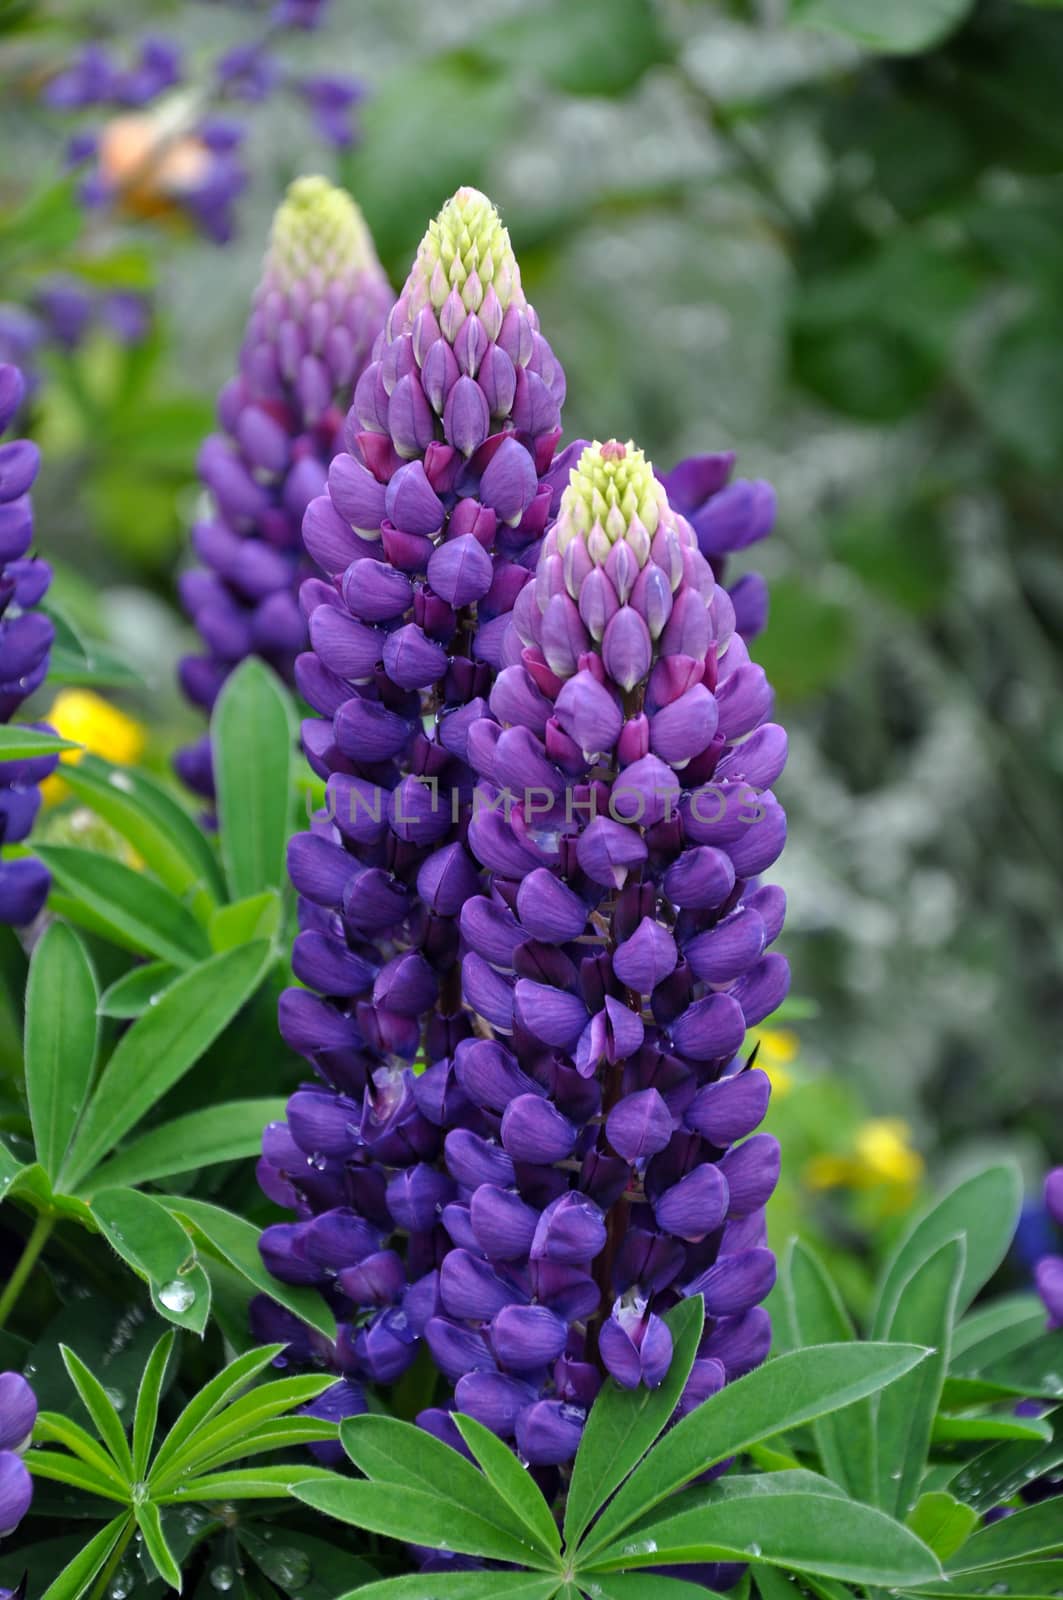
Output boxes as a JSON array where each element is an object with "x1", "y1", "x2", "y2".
[
  {"x1": 90, "y1": 1186, "x2": 211, "y2": 1334},
  {"x1": 97, "y1": 961, "x2": 179, "y2": 1019},
  {"x1": 25, "y1": 1450, "x2": 130, "y2": 1499},
  {"x1": 59, "y1": 754, "x2": 225, "y2": 905},
  {"x1": 914, "y1": 1565, "x2": 1063, "y2": 1600},
  {"x1": 150, "y1": 1343, "x2": 286, "y2": 1477},
  {"x1": 157, "y1": 1194, "x2": 336, "y2": 1340},
  {"x1": 951, "y1": 1294, "x2": 1047, "y2": 1370},
  {"x1": 974, "y1": 1333, "x2": 1063, "y2": 1399},
  {"x1": 454, "y1": 1412, "x2": 561, "y2": 1559},
  {"x1": 213, "y1": 658, "x2": 296, "y2": 901},
  {"x1": 186, "y1": 1416, "x2": 340, "y2": 1472},
  {"x1": 585, "y1": 1478, "x2": 940, "y2": 1586},
  {"x1": 0, "y1": 725, "x2": 80, "y2": 759},
  {"x1": 156, "y1": 1373, "x2": 335, "y2": 1482},
  {"x1": 292, "y1": 1476, "x2": 557, "y2": 1569},
  {"x1": 24, "y1": 921, "x2": 98, "y2": 1179},
  {"x1": 340, "y1": 1412, "x2": 548, "y2": 1557},
  {"x1": 208, "y1": 890, "x2": 282, "y2": 952},
  {"x1": 59, "y1": 940, "x2": 273, "y2": 1191},
  {"x1": 945, "y1": 1498, "x2": 1063, "y2": 1572},
  {"x1": 38, "y1": 1515, "x2": 131, "y2": 1600},
  {"x1": 59, "y1": 1343, "x2": 134, "y2": 1478},
  {"x1": 135, "y1": 1499, "x2": 182, "y2": 1590},
  {"x1": 872, "y1": 1164, "x2": 1022, "y2": 1338},
  {"x1": 238, "y1": 1527, "x2": 378, "y2": 1600},
  {"x1": 875, "y1": 1236, "x2": 965, "y2": 1518},
  {"x1": 579, "y1": 1342, "x2": 930, "y2": 1559},
  {"x1": 132, "y1": 1331, "x2": 175, "y2": 1478},
  {"x1": 564, "y1": 1295, "x2": 704, "y2": 1547},
  {"x1": 932, "y1": 1413, "x2": 1053, "y2": 1443},
  {"x1": 789, "y1": 0, "x2": 974, "y2": 53},
  {"x1": 0, "y1": 1138, "x2": 27, "y2": 1205},
  {"x1": 906, "y1": 1492, "x2": 979, "y2": 1561},
  {"x1": 756, "y1": 1566, "x2": 807, "y2": 1600},
  {"x1": 87, "y1": 1098, "x2": 286, "y2": 1190},
  {"x1": 940, "y1": 1377, "x2": 1033, "y2": 1408},
  {"x1": 157, "y1": 1463, "x2": 336, "y2": 1501},
  {"x1": 780, "y1": 1238, "x2": 874, "y2": 1503},
  {"x1": 336, "y1": 1577, "x2": 562, "y2": 1600},
  {"x1": 590, "y1": 1575, "x2": 724, "y2": 1599},
  {"x1": 35, "y1": 846, "x2": 210, "y2": 968},
  {"x1": 33, "y1": 1410, "x2": 129, "y2": 1489},
  {"x1": 948, "y1": 1411, "x2": 1063, "y2": 1512}
]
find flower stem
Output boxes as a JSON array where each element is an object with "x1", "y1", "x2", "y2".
[{"x1": 0, "y1": 1212, "x2": 55, "y2": 1329}]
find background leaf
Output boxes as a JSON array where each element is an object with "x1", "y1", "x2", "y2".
[
  {"x1": 24, "y1": 921, "x2": 98, "y2": 1179},
  {"x1": 60, "y1": 940, "x2": 272, "y2": 1191},
  {"x1": 212, "y1": 659, "x2": 296, "y2": 901}
]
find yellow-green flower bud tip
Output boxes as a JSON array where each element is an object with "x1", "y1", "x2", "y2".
[
  {"x1": 411, "y1": 187, "x2": 524, "y2": 316},
  {"x1": 557, "y1": 440, "x2": 664, "y2": 564},
  {"x1": 266, "y1": 175, "x2": 381, "y2": 289}
]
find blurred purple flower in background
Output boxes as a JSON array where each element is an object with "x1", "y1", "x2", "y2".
[
  {"x1": 175, "y1": 175, "x2": 391, "y2": 797},
  {"x1": 41, "y1": 10, "x2": 365, "y2": 244},
  {"x1": 0, "y1": 364, "x2": 57, "y2": 926},
  {"x1": 1035, "y1": 1167, "x2": 1063, "y2": 1328}
]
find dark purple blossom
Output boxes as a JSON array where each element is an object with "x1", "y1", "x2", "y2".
[
  {"x1": 0, "y1": 364, "x2": 57, "y2": 925},
  {"x1": 0, "y1": 1371, "x2": 36, "y2": 1537},
  {"x1": 175, "y1": 176, "x2": 392, "y2": 797},
  {"x1": 257, "y1": 374, "x2": 784, "y2": 1478}
]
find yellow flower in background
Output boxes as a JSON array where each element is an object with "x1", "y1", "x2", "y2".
[
  {"x1": 42, "y1": 690, "x2": 147, "y2": 803},
  {"x1": 749, "y1": 1025, "x2": 800, "y2": 1097},
  {"x1": 805, "y1": 1117, "x2": 924, "y2": 1210}
]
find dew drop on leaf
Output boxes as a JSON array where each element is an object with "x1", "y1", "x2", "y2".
[{"x1": 158, "y1": 1279, "x2": 196, "y2": 1313}]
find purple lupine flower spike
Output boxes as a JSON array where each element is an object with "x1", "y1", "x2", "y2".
[
  {"x1": 257, "y1": 185, "x2": 568, "y2": 1394},
  {"x1": 1035, "y1": 1167, "x2": 1063, "y2": 1329},
  {"x1": 0, "y1": 1371, "x2": 37, "y2": 1536},
  {"x1": 659, "y1": 452, "x2": 776, "y2": 640},
  {"x1": 0, "y1": 363, "x2": 57, "y2": 925},
  {"x1": 450, "y1": 439, "x2": 786, "y2": 1450},
  {"x1": 175, "y1": 177, "x2": 392, "y2": 796}
]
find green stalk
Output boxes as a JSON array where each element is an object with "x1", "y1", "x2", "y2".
[{"x1": 0, "y1": 1211, "x2": 54, "y2": 1328}]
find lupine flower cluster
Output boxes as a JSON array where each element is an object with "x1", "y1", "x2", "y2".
[
  {"x1": 660, "y1": 453, "x2": 775, "y2": 642},
  {"x1": 251, "y1": 187, "x2": 787, "y2": 1495},
  {"x1": 0, "y1": 364, "x2": 57, "y2": 927},
  {"x1": 0, "y1": 1371, "x2": 36, "y2": 1540},
  {"x1": 1035, "y1": 1167, "x2": 1063, "y2": 1328},
  {"x1": 175, "y1": 176, "x2": 391, "y2": 798},
  {"x1": 43, "y1": 8, "x2": 360, "y2": 242}
]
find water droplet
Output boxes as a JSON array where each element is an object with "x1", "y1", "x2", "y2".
[
  {"x1": 746, "y1": 1543, "x2": 762, "y2": 1558},
  {"x1": 104, "y1": 1386, "x2": 126, "y2": 1411},
  {"x1": 109, "y1": 772, "x2": 134, "y2": 793},
  {"x1": 621, "y1": 1540, "x2": 658, "y2": 1556},
  {"x1": 109, "y1": 1565, "x2": 134, "y2": 1600},
  {"x1": 889, "y1": 1469, "x2": 902, "y2": 1481},
  {"x1": 131, "y1": 1480, "x2": 149, "y2": 1505},
  {"x1": 271, "y1": 1551, "x2": 311, "y2": 1590},
  {"x1": 159, "y1": 1278, "x2": 196, "y2": 1314},
  {"x1": 182, "y1": 1507, "x2": 208, "y2": 1536},
  {"x1": 988, "y1": 1586, "x2": 1009, "y2": 1595},
  {"x1": 210, "y1": 1567, "x2": 235, "y2": 1593}
]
